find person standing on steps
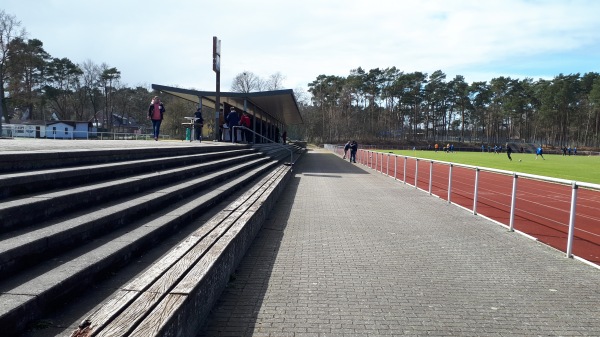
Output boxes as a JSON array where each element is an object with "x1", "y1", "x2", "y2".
[
  {"x1": 148, "y1": 96, "x2": 165, "y2": 141},
  {"x1": 226, "y1": 107, "x2": 240, "y2": 143},
  {"x1": 239, "y1": 111, "x2": 252, "y2": 143}
]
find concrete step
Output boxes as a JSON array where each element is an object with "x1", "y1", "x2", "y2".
[
  {"x1": 0, "y1": 149, "x2": 255, "y2": 200},
  {"x1": 0, "y1": 144, "x2": 303, "y2": 337},
  {"x1": 0, "y1": 152, "x2": 263, "y2": 233},
  {"x1": 0, "y1": 161, "x2": 282, "y2": 336},
  {"x1": 0, "y1": 156, "x2": 271, "y2": 279},
  {"x1": 72, "y1": 165, "x2": 291, "y2": 337},
  {"x1": 0, "y1": 145, "x2": 245, "y2": 173}
]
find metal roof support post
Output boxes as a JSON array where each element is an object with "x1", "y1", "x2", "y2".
[
  {"x1": 268, "y1": 118, "x2": 272, "y2": 141},
  {"x1": 258, "y1": 117, "x2": 263, "y2": 143},
  {"x1": 198, "y1": 96, "x2": 203, "y2": 141},
  {"x1": 212, "y1": 37, "x2": 221, "y2": 141}
]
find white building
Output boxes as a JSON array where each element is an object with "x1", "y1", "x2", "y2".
[{"x1": 45, "y1": 121, "x2": 94, "y2": 139}]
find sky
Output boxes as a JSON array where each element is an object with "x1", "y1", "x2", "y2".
[{"x1": 3, "y1": 0, "x2": 600, "y2": 99}]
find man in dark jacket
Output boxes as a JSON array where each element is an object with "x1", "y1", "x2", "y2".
[
  {"x1": 349, "y1": 140, "x2": 358, "y2": 163},
  {"x1": 226, "y1": 107, "x2": 240, "y2": 142},
  {"x1": 194, "y1": 108, "x2": 204, "y2": 142}
]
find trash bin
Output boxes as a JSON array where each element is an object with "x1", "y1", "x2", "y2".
[{"x1": 185, "y1": 128, "x2": 191, "y2": 141}]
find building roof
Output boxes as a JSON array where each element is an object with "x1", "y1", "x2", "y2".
[
  {"x1": 46, "y1": 120, "x2": 92, "y2": 127},
  {"x1": 151, "y1": 84, "x2": 303, "y2": 126}
]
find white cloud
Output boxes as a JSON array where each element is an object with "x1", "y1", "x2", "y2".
[{"x1": 3, "y1": 0, "x2": 600, "y2": 92}]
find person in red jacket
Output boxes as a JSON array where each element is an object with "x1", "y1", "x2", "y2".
[
  {"x1": 147, "y1": 96, "x2": 165, "y2": 141},
  {"x1": 239, "y1": 111, "x2": 252, "y2": 143}
]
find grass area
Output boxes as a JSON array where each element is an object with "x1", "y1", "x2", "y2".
[{"x1": 378, "y1": 149, "x2": 600, "y2": 185}]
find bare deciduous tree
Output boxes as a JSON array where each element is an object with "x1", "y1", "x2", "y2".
[
  {"x1": 231, "y1": 71, "x2": 262, "y2": 93},
  {"x1": 266, "y1": 72, "x2": 286, "y2": 91}
]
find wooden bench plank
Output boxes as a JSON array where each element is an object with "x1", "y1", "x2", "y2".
[
  {"x1": 74, "y1": 165, "x2": 287, "y2": 336},
  {"x1": 130, "y1": 167, "x2": 289, "y2": 336}
]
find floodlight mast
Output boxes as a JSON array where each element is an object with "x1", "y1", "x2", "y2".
[{"x1": 213, "y1": 36, "x2": 221, "y2": 141}]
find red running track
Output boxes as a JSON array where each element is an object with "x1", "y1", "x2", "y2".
[{"x1": 355, "y1": 150, "x2": 600, "y2": 266}]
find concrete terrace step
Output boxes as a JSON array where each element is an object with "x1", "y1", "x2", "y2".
[
  {"x1": 0, "y1": 143, "x2": 304, "y2": 337},
  {"x1": 0, "y1": 145, "x2": 245, "y2": 173},
  {"x1": 0, "y1": 148, "x2": 256, "y2": 200},
  {"x1": 0, "y1": 156, "x2": 272, "y2": 279},
  {"x1": 0, "y1": 152, "x2": 264, "y2": 233},
  {"x1": 71, "y1": 165, "x2": 291, "y2": 337},
  {"x1": 0, "y1": 161, "x2": 283, "y2": 336}
]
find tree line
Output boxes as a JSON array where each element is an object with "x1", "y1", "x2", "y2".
[
  {"x1": 0, "y1": 10, "x2": 225, "y2": 138},
  {"x1": 302, "y1": 66, "x2": 600, "y2": 148},
  {"x1": 0, "y1": 11, "x2": 298, "y2": 139},
  {"x1": 4, "y1": 9, "x2": 600, "y2": 148}
]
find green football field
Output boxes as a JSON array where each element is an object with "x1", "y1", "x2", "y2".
[{"x1": 377, "y1": 149, "x2": 600, "y2": 185}]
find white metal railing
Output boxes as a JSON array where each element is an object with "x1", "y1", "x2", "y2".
[
  {"x1": 325, "y1": 144, "x2": 600, "y2": 268},
  {"x1": 0, "y1": 127, "x2": 172, "y2": 141},
  {"x1": 233, "y1": 126, "x2": 295, "y2": 168}
]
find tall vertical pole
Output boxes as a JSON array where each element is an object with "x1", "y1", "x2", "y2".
[{"x1": 213, "y1": 37, "x2": 221, "y2": 141}]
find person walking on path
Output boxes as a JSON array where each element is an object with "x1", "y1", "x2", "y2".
[
  {"x1": 226, "y1": 107, "x2": 240, "y2": 143},
  {"x1": 535, "y1": 145, "x2": 545, "y2": 160},
  {"x1": 148, "y1": 96, "x2": 165, "y2": 141},
  {"x1": 194, "y1": 107, "x2": 204, "y2": 142},
  {"x1": 506, "y1": 145, "x2": 513, "y2": 161},
  {"x1": 349, "y1": 140, "x2": 358, "y2": 163},
  {"x1": 343, "y1": 141, "x2": 351, "y2": 159}
]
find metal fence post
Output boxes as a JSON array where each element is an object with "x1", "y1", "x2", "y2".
[
  {"x1": 387, "y1": 153, "x2": 390, "y2": 176},
  {"x1": 394, "y1": 155, "x2": 397, "y2": 180},
  {"x1": 429, "y1": 161, "x2": 433, "y2": 195},
  {"x1": 414, "y1": 159, "x2": 419, "y2": 188},
  {"x1": 473, "y1": 168, "x2": 480, "y2": 215},
  {"x1": 447, "y1": 164, "x2": 453, "y2": 203},
  {"x1": 509, "y1": 173, "x2": 518, "y2": 232},
  {"x1": 403, "y1": 156, "x2": 407, "y2": 184},
  {"x1": 566, "y1": 182, "x2": 579, "y2": 258}
]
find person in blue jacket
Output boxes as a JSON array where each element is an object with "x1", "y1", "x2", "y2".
[{"x1": 535, "y1": 145, "x2": 545, "y2": 160}]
